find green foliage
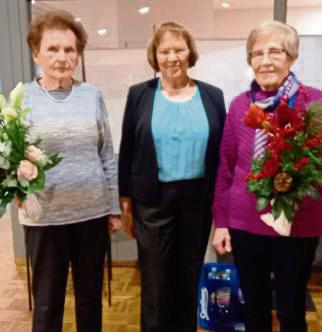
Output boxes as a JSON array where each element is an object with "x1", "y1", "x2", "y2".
[
  {"x1": 271, "y1": 194, "x2": 297, "y2": 221},
  {"x1": 249, "y1": 177, "x2": 273, "y2": 199},
  {"x1": 0, "y1": 95, "x2": 6, "y2": 110},
  {"x1": 256, "y1": 197, "x2": 270, "y2": 211},
  {"x1": 5, "y1": 121, "x2": 29, "y2": 167},
  {"x1": 306, "y1": 102, "x2": 322, "y2": 137},
  {"x1": 43, "y1": 153, "x2": 63, "y2": 171},
  {"x1": 251, "y1": 156, "x2": 266, "y2": 173},
  {"x1": 29, "y1": 168, "x2": 45, "y2": 192}
]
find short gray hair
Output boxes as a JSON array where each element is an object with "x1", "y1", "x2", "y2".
[{"x1": 246, "y1": 21, "x2": 299, "y2": 65}]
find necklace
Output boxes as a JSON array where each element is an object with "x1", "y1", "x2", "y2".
[
  {"x1": 37, "y1": 78, "x2": 75, "y2": 103},
  {"x1": 161, "y1": 78, "x2": 192, "y2": 96}
]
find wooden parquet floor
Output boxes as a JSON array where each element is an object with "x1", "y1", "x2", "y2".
[{"x1": 0, "y1": 215, "x2": 321, "y2": 332}]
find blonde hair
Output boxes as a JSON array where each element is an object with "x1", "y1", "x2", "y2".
[
  {"x1": 246, "y1": 21, "x2": 299, "y2": 65},
  {"x1": 147, "y1": 22, "x2": 199, "y2": 72}
]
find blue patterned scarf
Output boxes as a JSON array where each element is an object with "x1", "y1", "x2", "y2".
[{"x1": 251, "y1": 72, "x2": 300, "y2": 159}]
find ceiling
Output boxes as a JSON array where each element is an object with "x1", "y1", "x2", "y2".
[
  {"x1": 31, "y1": 0, "x2": 322, "y2": 49},
  {"x1": 33, "y1": 0, "x2": 322, "y2": 9},
  {"x1": 212, "y1": 0, "x2": 322, "y2": 9}
]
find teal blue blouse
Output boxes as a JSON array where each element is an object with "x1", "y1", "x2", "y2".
[{"x1": 151, "y1": 79, "x2": 209, "y2": 182}]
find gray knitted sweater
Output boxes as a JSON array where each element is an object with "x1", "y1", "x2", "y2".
[{"x1": 20, "y1": 79, "x2": 120, "y2": 226}]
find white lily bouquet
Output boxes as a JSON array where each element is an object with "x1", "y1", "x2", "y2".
[{"x1": 0, "y1": 82, "x2": 62, "y2": 221}]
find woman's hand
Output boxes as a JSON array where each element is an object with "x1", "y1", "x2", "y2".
[
  {"x1": 107, "y1": 214, "x2": 122, "y2": 234},
  {"x1": 120, "y1": 196, "x2": 136, "y2": 238},
  {"x1": 212, "y1": 228, "x2": 232, "y2": 255}
]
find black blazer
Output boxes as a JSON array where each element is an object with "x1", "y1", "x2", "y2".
[{"x1": 118, "y1": 78, "x2": 226, "y2": 205}]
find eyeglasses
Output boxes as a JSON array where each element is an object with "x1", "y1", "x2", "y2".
[{"x1": 250, "y1": 48, "x2": 287, "y2": 62}]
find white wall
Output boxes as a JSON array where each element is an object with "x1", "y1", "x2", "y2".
[
  {"x1": 118, "y1": 0, "x2": 217, "y2": 48},
  {"x1": 212, "y1": 7, "x2": 322, "y2": 39},
  {"x1": 213, "y1": 9, "x2": 273, "y2": 38},
  {"x1": 288, "y1": 7, "x2": 322, "y2": 35}
]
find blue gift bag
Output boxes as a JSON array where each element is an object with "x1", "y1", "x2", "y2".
[{"x1": 198, "y1": 263, "x2": 245, "y2": 331}]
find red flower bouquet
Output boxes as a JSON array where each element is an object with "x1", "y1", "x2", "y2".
[{"x1": 244, "y1": 99, "x2": 322, "y2": 235}]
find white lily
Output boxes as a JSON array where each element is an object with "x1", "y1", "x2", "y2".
[
  {"x1": 0, "y1": 95, "x2": 6, "y2": 110},
  {"x1": 9, "y1": 82, "x2": 24, "y2": 109},
  {"x1": 2, "y1": 107, "x2": 17, "y2": 122},
  {"x1": 260, "y1": 210, "x2": 292, "y2": 236}
]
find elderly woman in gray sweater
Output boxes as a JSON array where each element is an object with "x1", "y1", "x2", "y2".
[{"x1": 22, "y1": 10, "x2": 121, "y2": 332}]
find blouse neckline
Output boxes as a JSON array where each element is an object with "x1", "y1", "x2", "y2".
[{"x1": 158, "y1": 78, "x2": 197, "y2": 103}]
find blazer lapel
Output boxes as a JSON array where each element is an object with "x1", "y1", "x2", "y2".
[
  {"x1": 141, "y1": 79, "x2": 159, "y2": 173},
  {"x1": 197, "y1": 80, "x2": 217, "y2": 139},
  {"x1": 145, "y1": 78, "x2": 158, "y2": 127}
]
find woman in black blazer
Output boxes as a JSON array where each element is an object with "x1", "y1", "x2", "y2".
[{"x1": 119, "y1": 22, "x2": 226, "y2": 332}]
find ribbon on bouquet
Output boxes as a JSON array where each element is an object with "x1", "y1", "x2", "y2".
[{"x1": 18, "y1": 194, "x2": 43, "y2": 224}]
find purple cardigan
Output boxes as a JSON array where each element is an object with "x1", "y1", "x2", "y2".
[{"x1": 212, "y1": 85, "x2": 322, "y2": 237}]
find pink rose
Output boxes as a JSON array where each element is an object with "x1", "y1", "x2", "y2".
[
  {"x1": 25, "y1": 145, "x2": 45, "y2": 163},
  {"x1": 17, "y1": 160, "x2": 38, "y2": 181}
]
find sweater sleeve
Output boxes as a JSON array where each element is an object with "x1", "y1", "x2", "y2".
[
  {"x1": 96, "y1": 90, "x2": 121, "y2": 214},
  {"x1": 212, "y1": 100, "x2": 239, "y2": 228}
]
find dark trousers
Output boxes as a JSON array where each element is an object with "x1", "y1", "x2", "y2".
[
  {"x1": 24, "y1": 217, "x2": 108, "y2": 332},
  {"x1": 230, "y1": 228, "x2": 319, "y2": 332},
  {"x1": 132, "y1": 179, "x2": 212, "y2": 332}
]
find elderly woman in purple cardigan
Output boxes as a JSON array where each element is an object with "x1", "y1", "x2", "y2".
[{"x1": 212, "y1": 21, "x2": 322, "y2": 332}]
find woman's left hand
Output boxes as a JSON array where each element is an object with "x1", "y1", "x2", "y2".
[
  {"x1": 107, "y1": 214, "x2": 122, "y2": 234},
  {"x1": 212, "y1": 227, "x2": 232, "y2": 255}
]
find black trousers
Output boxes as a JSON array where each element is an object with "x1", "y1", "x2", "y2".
[
  {"x1": 24, "y1": 217, "x2": 108, "y2": 332},
  {"x1": 230, "y1": 228, "x2": 319, "y2": 332},
  {"x1": 132, "y1": 179, "x2": 212, "y2": 332}
]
